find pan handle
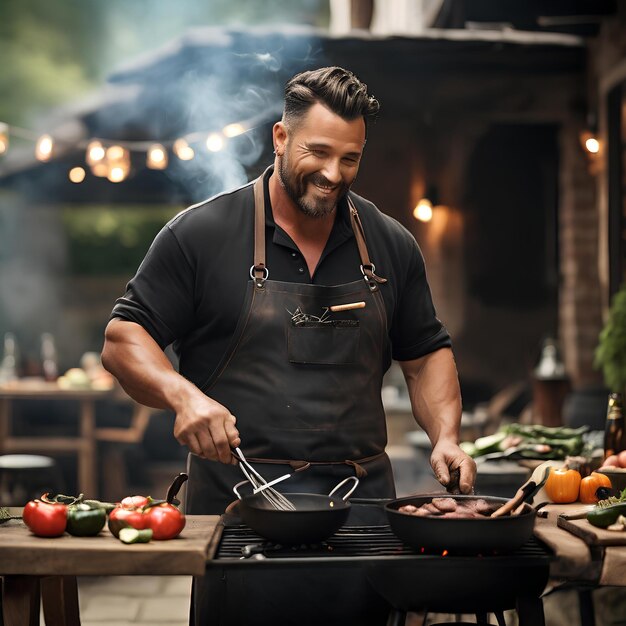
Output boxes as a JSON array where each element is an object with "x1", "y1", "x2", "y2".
[
  {"x1": 328, "y1": 476, "x2": 359, "y2": 501},
  {"x1": 233, "y1": 480, "x2": 250, "y2": 500}
]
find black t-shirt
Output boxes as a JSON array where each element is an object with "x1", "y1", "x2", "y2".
[{"x1": 111, "y1": 167, "x2": 451, "y2": 386}]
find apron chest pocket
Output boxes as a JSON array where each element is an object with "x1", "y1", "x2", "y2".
[{"x1": 288, "y1": 320, "x2": 360, "y2": 365}]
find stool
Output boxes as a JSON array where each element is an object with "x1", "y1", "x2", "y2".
[
  {"x1": 0, "y1": 454, "x2": 65, "y2": 505},
  {"x1": 388, "y1": 612, "x2": 506, "y2": 625}
]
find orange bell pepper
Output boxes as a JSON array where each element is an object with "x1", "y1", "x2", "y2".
[
  {"x1": 544, "y1": 467, "x2": 582, "y2": 503},
  {"x1": 578, "y1": 472, "x2": 612, "y2": 504}
]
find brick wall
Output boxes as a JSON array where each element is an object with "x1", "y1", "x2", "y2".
[
  {"x1": 563, "y1": 3, "x2": 626, "y2": 387},
  {"x1": 558, "y1": 119, "x2": 604, "y2": 386}
]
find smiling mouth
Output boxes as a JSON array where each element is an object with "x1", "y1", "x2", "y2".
[{"x1": 312, "y1": 183, "x2": 338, "y2": 195}]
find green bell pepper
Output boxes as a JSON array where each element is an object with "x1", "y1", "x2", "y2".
[
  {"x1": 587, "y1": 501, "x2": 626, "y2": 528},
  {"x1": 66, "y1": 503, "x2": 106, "y2": 536}
]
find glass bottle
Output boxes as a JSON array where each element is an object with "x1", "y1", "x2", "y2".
[
  {"x1": 604, "y1": 392, "x2": 624, "y2": 460},
  {"x1": 0, "y1": 332, "x2": 18, "y2": 383},
  {"x1": 40, "y1": 332, "x2": 59, "y2": 382}
]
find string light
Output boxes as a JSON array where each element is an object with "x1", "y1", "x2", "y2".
[
  {"x1": 105, "y1": 145, "x2": 130, "y2": 182},
  {"x1": 146, "y1": 143, "x2": 168, "y2": 169},
  {"x1": 0, "y1": 109, "x2": 279, "y2": 183},
  {"x1": 108, "y1": 166, "x2": 127, "y2": 183},
  {"x1": 173, "y1": 138, "x2": 194, "y2": 160},
  {"x1": 91, "y1": 162, "x2": 108, "y2": 178},
  {"x1": 223, "y1": 123, "x2": 246, "y2": 138},
  {"x1": 206, "y1": 133, "x2": 224, "y2": 152},
  {"x1": 35, "y1": 134, "x2": 54, "y2": 161},
  {"x1": 106, "y1": 145, "x2": 126, "y2": 161},
  {"x1": 86, "y1": 140, "x2": 106, "y2": 165},
  {"x1": 0, "y1": 122, "x2": 8, "y2": 154},
  {"x1": 69, "y1": 166, "x2": 86, "y2": 183}
]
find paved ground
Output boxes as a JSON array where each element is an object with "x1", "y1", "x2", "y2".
[{"x1": 77, "y1": 576, "x2": 191, "y2": 626}]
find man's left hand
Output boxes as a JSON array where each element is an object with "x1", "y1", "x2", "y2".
[{"x1": 430, "y1": 440, "x2": 476, "y2": 494}]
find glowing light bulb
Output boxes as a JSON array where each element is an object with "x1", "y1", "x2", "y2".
[
  {"x1": 106, "y1": 145, "x2": 126, "y2": 161},
  {"x1": 223, "y1": 123, "x2": 245, "y2": 138},
  {"x1": 91, "y1": 163, "x2": 108, "y2": 178},
  {"x1": 173, "y1": 138, "x2": 194, "y2": 160},
  {"x1": 206, "y1": 133, "x2": 224, "y2": 152},
  {"x1": 35, "y1": 134, "x2": 54, "y2": 161},
  {"x1": 69, "y1": 167, "x2": 86, "y2": 183},
  {"x1": 585, "y1": 137, "x2": 600, "y2": 154},
  {"x1": 86, "y1": 140, "x2": 105, "y2": 165},
  {"x1": 0, "y1": 122, "x2": 8, "y2": 154},
  {"x1": 108, "y1": 166, "x2": 126, "y2": 183},
  {"x1": 146, "y1": 143, "x2": 168, "y2": 169},
  {"x1": 413, "y1": 198, "x2": 433, "y2": 222}
]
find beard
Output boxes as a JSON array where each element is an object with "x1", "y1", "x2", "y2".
[{"x1": 277, "y1": 154, "x2": 351, "y2": 219}]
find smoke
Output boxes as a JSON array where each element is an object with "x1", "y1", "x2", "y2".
[
  {"x1": 0, "y1": 193, "x2": 67, "y2": 369},
  {"x1": 0, "y1": 24, "x2": 329, "y2": 367},
  {"x1": 94, "y1": 27, "x2": 327, "y2": 201}
]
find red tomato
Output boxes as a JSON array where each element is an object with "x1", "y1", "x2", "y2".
[
  {"x1": 120, "y1": 495, "x2": 149, "y2": 509},
  {"x1": 22, "y1": 499, "x2": 67, "y2": 537},
  {"x1": 108, "y1": 505, "x2": 148, "y2": 538},
  {"x1": 143, "y1": 503, "x2": 185, "y2": 540}
]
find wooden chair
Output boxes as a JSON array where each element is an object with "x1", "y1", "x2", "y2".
[{"x1": 95, "y1": 402, "x2": 154, "y2": 503}]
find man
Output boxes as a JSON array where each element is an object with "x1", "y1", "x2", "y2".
[{"x1": 102, "y1": 66, "x2": 475, "y2": 624}]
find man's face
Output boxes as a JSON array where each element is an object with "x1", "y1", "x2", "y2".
[{"x1": 275, "y1": 103, "x2": 366, "y2": 218}]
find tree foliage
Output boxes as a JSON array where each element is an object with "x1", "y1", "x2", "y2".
[
  {"x1": 0, "y1": 0, "x2": 328, "y2": 125},
  {"x1": 595, "y1": 285, "x2": 626, "y2": 393}
]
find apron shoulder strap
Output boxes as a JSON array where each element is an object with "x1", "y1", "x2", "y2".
[
  {"x1": 252, "y1": 174, "x2": 268, "y2": 284},
  {"x1": 347, "y1": 196, "x2": 388, "y2": 285}
]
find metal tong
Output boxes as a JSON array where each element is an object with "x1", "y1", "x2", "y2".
[
  {"x1": 490, "y1": 466, "x2": 551, "y2": 518},
  {"x1": 232, "y1": 447, "x2": 296, "y2": 511}
]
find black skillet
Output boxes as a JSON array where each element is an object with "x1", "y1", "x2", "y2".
[
  {"x1": 384, "y1": 469, "x2": 550, "y2": 555},
  {"x1": 232, "y1": 476, "x2": 359, "y2": 545},
  {"x1": 385, "y1": 494, "x2": 536, "y2": 554}
]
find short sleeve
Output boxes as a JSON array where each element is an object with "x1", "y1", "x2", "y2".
[
  {"x1": 110, "y1": 225, "x2": 195, "y2": 348},
  {"x1": 391, "y1": 240, "x2": 451, "y2": 361}
]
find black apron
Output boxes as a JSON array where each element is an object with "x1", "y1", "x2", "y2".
[{"x1": 188, "y1": 169, "x2": 396, "y2": 625}]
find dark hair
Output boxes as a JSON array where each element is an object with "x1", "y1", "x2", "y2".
[{"x1": 283, "y1": 66, "x2": 379, "y2": 129}]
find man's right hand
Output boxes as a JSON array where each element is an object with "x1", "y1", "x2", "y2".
[
  {"x1": 172, "y1": 392, "x2": 241, "y2": 464},
  {"x1": 102, "y1": 319, "x2": 241, "y2": 465}
]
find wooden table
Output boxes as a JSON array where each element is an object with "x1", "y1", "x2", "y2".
[
  {"x1": 533, "y1": 503, "x2": 626, "y2": 626},
  {"x1": 0, "y1": 382, "x2": 153, "y2": 499},
  {"x1": 534, "y1": 503, "x2": 626, "y2": 585},
  {"x1": 0, "y1": 514, "x2": 219, "y2": 626}
]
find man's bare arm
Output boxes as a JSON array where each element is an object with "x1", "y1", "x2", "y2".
[
  {"x1": 399, "y1": 347, "x2": 476, "y2": 493},
  {"x1": 101, "y1": 318, "x2": 240, "y2": 463}
]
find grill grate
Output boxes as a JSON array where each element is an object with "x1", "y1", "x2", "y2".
[{"x1": 214, "y1": 523, "x2": 551, "y2": 561}]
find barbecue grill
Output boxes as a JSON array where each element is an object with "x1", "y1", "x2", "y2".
[{"x1": 205, "y1": 500, "x2": 552, "y2": 626}]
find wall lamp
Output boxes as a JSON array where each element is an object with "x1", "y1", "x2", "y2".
[{"x1": 413, "y1": 184, "x2": 438, "y2": 223}]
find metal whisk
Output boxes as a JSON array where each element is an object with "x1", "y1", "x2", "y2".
[{"x1": 233, "y1": 447, "x2": 296, "y2": 511}]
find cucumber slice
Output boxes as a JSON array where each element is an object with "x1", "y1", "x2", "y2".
[{"x1": 118, "y1": 527, "x2": 153, "y2": 544}]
